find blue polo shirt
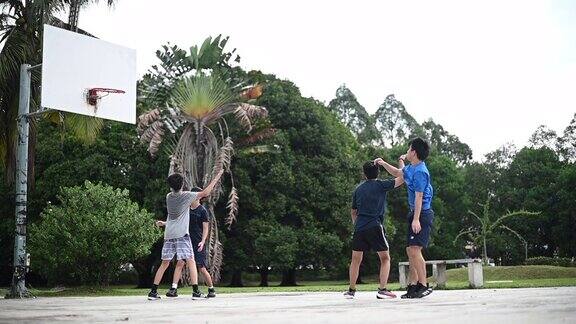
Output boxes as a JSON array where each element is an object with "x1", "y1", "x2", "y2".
[
  {"x1": 352, "y1": 179, "x2": 395, "y2": 232},
  {"x1": 403, "y1": 161, "x2": 433, "y2": 210}
]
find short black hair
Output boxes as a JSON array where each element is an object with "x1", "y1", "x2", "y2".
[
  {"x1": 409, "y1": 137, "x2": 430, "y2": 160},
  {"x1": 363, "y1": 161, "x2": 379, "y2": 180},
  {"x1": 191, "y1": 187, "x2": 206, "y2": 203},
  {"x1": 167, "y1": 173, "x2": 184, "y2": 191}
]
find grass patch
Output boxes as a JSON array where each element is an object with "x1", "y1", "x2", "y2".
[
  {"x1": 3, "y1": 266, "x2": 575, "y2": 298},
  {"x1": 439, "y1": 265, "x2": 576, "y2": 282}
]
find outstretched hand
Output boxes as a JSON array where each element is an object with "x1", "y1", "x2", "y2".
[{"x1": 373, "y1": 158, "x2": 384, "y2": 166}]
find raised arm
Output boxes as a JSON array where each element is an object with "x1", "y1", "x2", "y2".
[
  {"x1": 197, "y1": 169, "x2": 225, "y2": 199},
  {"x1": 374, "y1": 158, "x2": 403, "y2": 177}
]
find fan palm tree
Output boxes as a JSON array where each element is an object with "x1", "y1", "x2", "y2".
[
  {"x1": 137, "y1": 73, "x2": 267, "y2": 282},
  {"x1": 454, "y1": 195, "x2": 540, "y2": 264}
]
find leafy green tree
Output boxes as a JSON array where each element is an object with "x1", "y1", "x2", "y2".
[
  {"x1": 557, "y1": 113, "x2": 576, "y2": 162},
  {"x1": 552, "y1": 164, "x2": 576, "y2": 257},
  {"x1": 373, "y1": 94, "x2": 423, "y2": 147},
  {"x1": 328, "y1": 85, "x2": 377, "y2": 144},
  {"x1": 225, "y1": 75, "x2": 360, "y2": 285},
  {"x1": 498, "y1": 147, "x2": 562, "y2": 259},
  {"x1": 529, "y1": 125, "x2": 558, "y2": 150},
  {"x1": 454, "y1": 195, "x2": 539, "y2": 264},
  {"x1": 422, "y1": 119, "x2": 473, "y2": 164},
  {"x1": 28, "y1": 181, "x2": 160, "y2": 285}
]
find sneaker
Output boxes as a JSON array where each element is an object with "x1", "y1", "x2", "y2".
[
  {"x1": 376, "y1": 288, "x2": 397, "y2": 299},
  {"x1": 166, "y1": 288, "x2": 178, "y2": 297},
  {"x1": 400, "y1": 284, "x2": 417, "y2": 299},
  {"x1": 207, "y1": 288, "x2": 216, "y2": 298},
  {"x1": 147, "y1": 290, "x2": 161, "y2": 300},
  {"x1": 343, "y1": 288, "x2": 356, "y2": 299},
  {"x1": 414, "y1": 283, "x2": 433, "y2": 298},
  {"x1": 192, "y1": 291, "x2": 205, "y2": 299}
]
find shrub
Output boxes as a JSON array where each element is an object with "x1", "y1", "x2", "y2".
[
  {"x1": 29, "y1": 181, "x2": 161, "y2": 285},
  {"x1": 525, "y1": 256, "x2": 574, "y2": 267}
]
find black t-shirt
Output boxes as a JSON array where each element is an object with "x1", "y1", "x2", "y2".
[
  {"x1": 352, "y1": 179, "x2": 395, "y2": 232},
  {"x1": 189, "y1": 205, "x2": 209, "y2": 244}
]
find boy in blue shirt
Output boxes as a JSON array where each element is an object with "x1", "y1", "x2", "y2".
[
  {"x1": 343, "y1": 161, "x2": 403, "y2": 299},
  {"x1": 377, "y1": 137, "x2": 434, "y2": 299}
]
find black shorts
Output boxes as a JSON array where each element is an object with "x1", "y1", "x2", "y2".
[
  {"x1": 407, "y1": 209, "x2": 434, "y2": 248},
  {"x1": 352, "y1": 225, "x2": 389, "y2": 252},
  {"x1": 192, "y1": 241, "x2": 208, "y2": 268}
]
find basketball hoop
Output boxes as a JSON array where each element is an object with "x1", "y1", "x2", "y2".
[{"x1": 86, "y1": 88, "x2": 125, "y2": 111}]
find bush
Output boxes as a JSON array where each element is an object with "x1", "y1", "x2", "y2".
[
  {"x1": 525, "y1": 257, "x2": 574, "y2": 267},
  {"x1": 29, "y1": 181, "x2": 161, "y2": 286}
]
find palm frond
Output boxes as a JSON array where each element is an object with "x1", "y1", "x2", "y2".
[
  {"x1": 136, "y1": 108, "x2": 161, "y2": 135},
  {"x1": 226, "y1": 186, "x2": 239, "y2": 228},
  {"x1": 467, "y1": 210, "x2": 483, "y2": 225},
  {"x1": 213, "y1": 136, "x2": 234, "y2": 173},
  {"x1": 236, "y1": 127, "x2": 276, "y2": 146},
  {"x1": 453, "y1": 228, "x2": 476, "y2": 245},
  {"x1": 490, "y1": 210, "x2": 540, "y2": 231},
  {"x1": 170, "y1": 75, "x2": 234, "y2": 119},
  {"x1": 499, "y1": 224, "x2": 527, "y2": 244},
  {"x1": 63, "y1": 113, "x2": 103, "y2": 143}
]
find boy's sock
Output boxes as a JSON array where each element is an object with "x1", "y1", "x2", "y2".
[
  {"x1": 208, "y1": 286, "x2": 214, "y2": 290},
  {"x1": 192, "y1": 284, "x2": 199, "y2": 293},
  {"x1": 171, "y1": 283, "x2": 178, "y2": 289},
  {"x1": 151, "y1": 284, "x2": 159, "y2": 292}
]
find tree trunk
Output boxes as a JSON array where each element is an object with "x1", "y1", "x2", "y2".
[
  {"x1": 229, "y1": 270, "x2": 243, "y2": 287},
  {"x1": 280, "y1": 269, "x2": 297, "y2": 286},
  {"x1": 483, "y1": 237, "x2": 488, "y2": 265},
  {"x1": 259, "y1": 268, "x2": 269, "y2": 287}
]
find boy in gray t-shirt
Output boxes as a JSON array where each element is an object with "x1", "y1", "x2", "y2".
[{"x1": 148, "y1": 170, "x2": 223, "y2": 300}]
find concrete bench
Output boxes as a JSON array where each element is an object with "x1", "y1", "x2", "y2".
[{"x1": 398, "y1": 259, "x2": 483, "y2": 289}]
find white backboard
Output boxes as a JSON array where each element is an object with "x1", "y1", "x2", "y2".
[{"x1": 41, "y1": 24, "x2": 136, "y2": 124}]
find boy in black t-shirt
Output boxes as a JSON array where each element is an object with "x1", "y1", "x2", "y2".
[
  {"x1": 189, "y1": 187, "x2": 215, "y2": 298},
  {"x1": 344, "y1": 161, "x2": 403, "y2": 299}
]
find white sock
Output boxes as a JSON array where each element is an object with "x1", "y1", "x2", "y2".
[
  {"x1": 209, "y1": 286, "x2": 214, "y2": 289},
  {"x1": 172, "y1": 283, "x2": 177, "y2": 289}
]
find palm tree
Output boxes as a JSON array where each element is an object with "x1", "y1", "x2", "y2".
[
  {"x1": 0, "y1": 0, "x2": 117, "y2": 183},
  {"x1": 454, "y1": 195, "x2": 540, "y2": 264},
  {"x1": 136, "y1": 36, "x2": 273, "y2": 282},
  {"x1": 137, "y1": 73, "x2": 267, "y2": 282}
]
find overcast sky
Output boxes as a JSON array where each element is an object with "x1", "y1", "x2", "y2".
[{"x1": 75, "y1": 0, "x2": 576, "y2": 159}]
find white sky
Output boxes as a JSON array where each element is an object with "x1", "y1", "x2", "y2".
[{"x1": 75, "y1": 0, "x2": 575, "y2": 159}]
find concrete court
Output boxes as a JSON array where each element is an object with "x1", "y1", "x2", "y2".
[{"x1": 1, "y1": 287, "x2": 575, "y2": 323}]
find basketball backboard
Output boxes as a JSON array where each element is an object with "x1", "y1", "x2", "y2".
[{"x1": 41, "y1": 24, "x2": 136, "y2": 124}]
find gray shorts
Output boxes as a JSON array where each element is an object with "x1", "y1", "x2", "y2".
[{"x1": 161, "y1": 235, "x2": 194, "y2": 261}]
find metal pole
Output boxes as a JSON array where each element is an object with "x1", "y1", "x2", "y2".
[{"x1": 6, "y1": 64, "x2": 33, "y2": 299}]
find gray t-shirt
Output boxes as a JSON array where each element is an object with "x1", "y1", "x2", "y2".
[{"x1": 164, "y1": 191, "x2": 198, "y2": 240}]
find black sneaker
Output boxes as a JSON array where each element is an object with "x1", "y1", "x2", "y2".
[
  {"x1": 376, "y1": 287, "x2": 397, "y2": 299},
  {"x1": 166, "y1": 288, "x2": 178, "y2": 297},
  {"x1": 207, "y1": 288, "x2": 216, "y2": 298},
  {"x1": 147, "y1": 290, "x2": 161, "y2": 300},
  {"x1": 400, "y1": 284, "x2": 417, "y2": 299},
  {"x1": 343, "y1": 288, "x2": 356, "y2": 299},
  {"x1": 414, "y1": 283, "x2": 433, "y2": 298},
  {"x1": 192, "y1": 291, "x2": 205, "y2": 299}
]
